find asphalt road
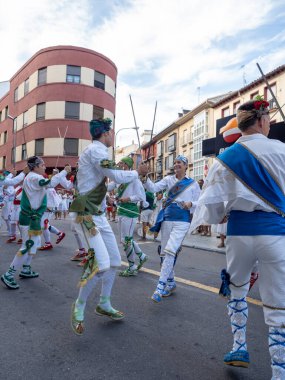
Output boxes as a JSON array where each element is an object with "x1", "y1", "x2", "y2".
[{"x1": 0, "y1": 217, "x2": 271, "y2": 380}]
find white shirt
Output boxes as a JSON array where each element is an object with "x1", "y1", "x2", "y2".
[
  {"x1": 0, "y1": 172, "x2": 25, "y2": 189},
  {"x1": 46, "y1": 188, "x2": 62, "y2": 208},
  {"x1": 108, "y1": 178, "x2": 147, "y2": 204},
  {"x1": 77, "y1": 140, "x2": 139, "y2": 195},
  {"x1": 23, "y1": 170, "x2": 67, "y2": 209},
  {"x1": 191, "y1": 134, "x2": 285, "y2": 230},
  {"x1": 144, "y1": 175, "x2": 201, "y2": 213}
]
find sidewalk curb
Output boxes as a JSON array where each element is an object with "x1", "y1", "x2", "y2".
[{"x1": 182, "y1": 243, "x2": 226, "y2": 254}]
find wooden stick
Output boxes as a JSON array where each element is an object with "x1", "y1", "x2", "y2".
[
  {"x1": 256, "y1": 62, "x2": 285, "y2": 123},
  {"x1": 129, "y1": 94, "x2": 141, "y2": 150},
  {"x1": 146, "y1": 100, "x2": 157, "y2": 161}
]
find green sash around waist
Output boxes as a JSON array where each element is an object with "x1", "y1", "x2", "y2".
[
  {"x1": 19, "y1": 189, "x2": 47, "y2": 236},
  {"x1": 69, "y1": 179, "x2": 107, "y2": 234},
  {"x1": 117, "y1": 202, "x2": 139, "y2": 218}
]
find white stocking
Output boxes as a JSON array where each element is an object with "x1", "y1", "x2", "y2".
[
  {"x1": 156, "y1": 253, "x2": 175, "y2": 293},
  {"x1": 8, "y1": 254, "x2": 28, "y2": 273},
  {"x1": 228, "y1": 297, "x2": 248, "y2": 352},
  {"x1": 74, "y1": 273, "x2": 102, "y2": 320},
  {"x1": 10, "y1": 223, "x2": 17, "y2": 237},
  {"x1": 99, "y1": 269, "x2": 117, "y2": 312},
  {"x1": 269, "y1": 326, "x2": 285, "y2": 380},
  {"x1": 50, "y1": 225, "x2": 60, "y2": 234},
  {"x1": 43, "y1": 229, "x2": 51, "y2": 243}
]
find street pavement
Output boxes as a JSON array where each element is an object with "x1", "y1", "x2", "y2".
[{"x1": 0, "y1": 217, "x2": 271, "y2": 380}]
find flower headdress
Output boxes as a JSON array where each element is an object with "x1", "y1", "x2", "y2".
[
  {"x1": 237, "y1": 96, "x2": 269, "y2": 124},
  {"x1": 253, "y1": 95, "x2": 269, "y2": 117}
]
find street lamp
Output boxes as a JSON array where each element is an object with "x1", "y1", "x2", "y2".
[{"x1": 113, "y1": 126, "x2": 139, "y2": 161}]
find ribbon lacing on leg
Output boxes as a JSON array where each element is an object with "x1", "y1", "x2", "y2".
[
  {"x1": 228, "y1": 298, "x2": 248, "y2": 351},
  {"x1": 269, "y1": 329, "x2": 285, "y2": 370}
]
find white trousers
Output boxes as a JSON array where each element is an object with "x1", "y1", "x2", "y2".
[
  {"x1": 75, "y1": 214, "x2": 121, "y2": 272},
  {"x1": 10, "y1": 204, "x2": 20, "y2": 224},
  {"x1": 160, "y1": 221, "x2": 190, "y2": 257},
  {"x1": 140, "y1": 209, "x2": 153, "y2": 224},
  {"x1": 19, "y1": 225, "x2": 41, "y2": 254},
  {"x1": 40, "y1": 211, "x2": 54, "y2": 228},
  {"x1": 118, "y1": 216, "x2": 137, "y2": 243},
  {"x1": 1, "y1": 200, "x2": 13, "y2": 220},
  {"x1": 226, "y1": 235, "x2": 285, "y2": 327}
]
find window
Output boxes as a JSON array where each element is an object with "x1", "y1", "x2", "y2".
[
  {"x1": 36, "y1": 103, "x2": 46, "y2": 120},
  {"x1": 165, "y1": 156, "x2": 169, "y2": 170},
  {"x1": 0, "y1": 110, "x2": 2, "y2": 122},
  {"x1": 164, "y1": 139, "x2": 168, "y2": 153},
  {"x1": 156, "y1": 160, "x2": 162, "y2": 173},
  {"x1": 65, "y1": 102, "x2": 80, "y2": 119},
  {"x1": 3, "y1": 131, "x2": 7, "y2": 144},
  {"x1": 190, "y1": 148, "x2": 194, "y2": 163},
  {"x1": 24, "y1": 78, "x2": 29, "y2": 95},
  {"x1": 193, "y1": 136, "x2": 203, "y2": 161},
  {"x1": 233, "y1": 101, "x2": 240, "y2": 114},
  {"x1": 64, "y1": 138, "x2": 78, "y2": 156},
  {"x1": 265, "y1": 83, "x2": 277, "y2": 109},
  {"x1": 93, "y1": 105, "x2": 104, "y2": 120},
  {"x1": 38, "y1": 67, "x2": 47, "y2": 85},
  {"x1": 193, "y1": 160, "x2": 205, "y2": 181},
  {"x1": 5, "y1": 106, "x2": 8, "y2": 119},
  {"x1": 157, "y1": 141, "x2": 164, "y2": 157},
  {"x1": 14, "y1": 87, "x2": 18, "y2": 102},
  {"x1": 168, "y1": 134, "x2": 176, "y2": 152},
  {"x1": 182, "y1": 129, "x2": 188, "y2": 145},
  {"x1": 194, "y1": 119, "x2": 205, "y2": 138},
  {"x1": 66, "y1": 65, "x2": 81, "y2": 83},
  {"x1": 3, "y1": 156, "x2": 6, "y2": 169},
  {"x1": 23, "y1": 111, "x2": 28, "y2": 126},
  {"x1": 35, "y1": 138, "x2": 44, "y2": 156},
  {"x1": 94, "y1": 71, "x2": 105, "y2": 90},
  {"x1": 222, "y1": 107, "x2": 230, "y2": 117},
  {"x1": 250, "y1": 91, "x2": 259, "y2": 99},
  {"x1": 168, "y1": 153, "x2": 175, "y2": 169},
  {"x1": 21, "y1": 143, "x2": 27, "y2": 160}
]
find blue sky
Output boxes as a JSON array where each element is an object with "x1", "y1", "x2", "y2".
[{"x1": 1, "y1": 0, "x2": 285, "y2": 147}]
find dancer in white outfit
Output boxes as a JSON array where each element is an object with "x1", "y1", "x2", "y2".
[
  {"x1": 70, "y1": 118, "x2": 147, "y2": 335},
  {"x1": 1, "y1": 157, "x2": 70, "y2": 290},
  {"x1": 141, "y1": 155, "x2": 200, "y2": 302},
  {"x1": 191, "y1": 99, "x2": 285, "y2": 378},
  {"x1": 109, "y1": 156, "x2": 148, "y2": 277}
]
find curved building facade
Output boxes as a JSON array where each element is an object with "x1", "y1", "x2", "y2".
[{"x1": 0, "y1": 45, "x2": 117, "y2": 172}]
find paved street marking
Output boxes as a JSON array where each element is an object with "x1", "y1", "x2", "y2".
[{"x1": 121, "y1": 261, "x2": 263, "y2": 307}]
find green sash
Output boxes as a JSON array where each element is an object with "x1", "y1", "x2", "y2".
[
  {"x1": 19, "y1": 189, "x2": 47, "y2": 235},
  {"x1": 117, "y1": 182, "x2": 139, "y2": 218},
  {"x1": 69, "y1": 178, "x2": 107, "y2": 233},
  {"x1": 117, "y1": 202, "x2": 139, "y2": 218},
  {"x1": 117, "y1": 182, "x2": 130, "y2": 198}
]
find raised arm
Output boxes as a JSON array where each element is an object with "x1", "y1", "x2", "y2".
[{"x1": 143, "y1": 176, "x2": 168, "y2": 193}]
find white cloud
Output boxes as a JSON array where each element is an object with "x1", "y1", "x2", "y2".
[{"x1": 1, "y1": 0, "x2": 284, "y2": 146}]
